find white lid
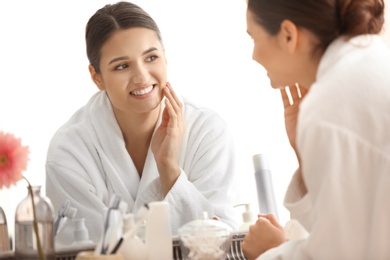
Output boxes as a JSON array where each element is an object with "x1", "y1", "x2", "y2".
[
  {"x1": 252, "y1": 153, "x2": 270, "y2": 172},
  {"x1": 178, "y1": 211, "x2": 232, "y2": 238}
]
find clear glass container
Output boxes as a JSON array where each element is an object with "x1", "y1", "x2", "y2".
[
  {"x1": 15, "y1": 185, "x2": 55, "y2": 260},
  {"x1": 0, "y1": 206, "x2": 10, "y2": 252},
  {"x1": 178, "y1": 212, "x2": 232, "y2": 260}
]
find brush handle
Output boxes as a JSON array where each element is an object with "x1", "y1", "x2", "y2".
[
  {"x1": 110, "y1": 238, "x2": 123, "y2": 254},
  {"x1": 106, "y1": 210, "x2": 124, "y2": 254},
  {"x1": 53, "y1": 199, "x2": 70, "y2": 236},
  {"x1": 53, "y1": 216, "x2": 62, "y2": 236},
  {"x1": 101, "y1": 208, "x2": 112, "y2": 254}
]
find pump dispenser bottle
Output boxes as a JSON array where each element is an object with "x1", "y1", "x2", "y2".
[
  {"x1": 234, "y1": 204, "x2": 256, "y2": 231},
  {"x1": 71, "y1": 218, "x2": 94, "y2": 248}
]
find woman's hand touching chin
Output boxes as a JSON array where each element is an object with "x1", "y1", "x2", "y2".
[{"x1": 151, "y1": 82, "x2": 185, "y2": 196}]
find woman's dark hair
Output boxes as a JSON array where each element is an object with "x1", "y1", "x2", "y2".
[
  {"x1": 247, "y1": 0, "x2": 385, "y2": 50},
  {"x1": 86, "y1": 1, "x2": 163, "y2": 73}
]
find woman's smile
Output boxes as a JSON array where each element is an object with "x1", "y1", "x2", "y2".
[{"x1": 130, "y1": 84, "x2": 157, "y2": 98}]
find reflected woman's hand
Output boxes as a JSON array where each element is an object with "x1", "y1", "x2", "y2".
[
  {"x1": 151, "y1": 82, "x2": 185, "y2": 195},
  {"x1": 280, "y1": 84, "x2": 308, "y2": 158}
]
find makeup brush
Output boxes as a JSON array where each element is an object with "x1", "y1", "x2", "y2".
[
  {"x1": 100, "y1": 194, "x2": 122, "y2": 254},
  {"x1": 53, "y1": 199, "x2": 78, "y2": 236},
  {"x1": 110, "y1": 203, "x2": 149, "y2": 254}
]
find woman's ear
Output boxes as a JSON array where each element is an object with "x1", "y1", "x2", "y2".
[
  {"x1": 278, "y1": 19, "x2": 299, "y2": 54},
  {"x1": 89, "y1": 64, "x2": 105, "y2": 90}
]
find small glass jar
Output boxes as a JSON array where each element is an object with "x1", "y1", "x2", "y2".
[
  {"x1": 178, "y1": 212, "x2": 232, "y2": 260},
  {"x1": 15, "y1": 185, "x2": 55, "y2": 260}
]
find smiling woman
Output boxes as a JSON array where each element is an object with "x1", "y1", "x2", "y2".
[{"x1": 43, "y1": 1, "x2": 244, "y2": 246}]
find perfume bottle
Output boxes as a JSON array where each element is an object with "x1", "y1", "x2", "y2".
[{"x1": 15, "y1": 185, "x2": 55, "y2": 260}]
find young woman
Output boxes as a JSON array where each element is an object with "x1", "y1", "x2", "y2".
[
  {"x1": 242, "y1": 0, "x2": 390, "y2": 259},
  {"x1": 45, "y1": 1, "x2": 238, "y2": 244}
]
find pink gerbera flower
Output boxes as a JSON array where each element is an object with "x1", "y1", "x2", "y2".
[
  {"x1": 0, "y1": 131, "x2": 29, "y2": 189},
  {"x1": 0, "y1": 131, "x2": 44, "y2": 259}
]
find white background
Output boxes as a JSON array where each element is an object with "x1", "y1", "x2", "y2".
[{"x1": 1, "y1": 0, "x2": 389, "y2": 242}]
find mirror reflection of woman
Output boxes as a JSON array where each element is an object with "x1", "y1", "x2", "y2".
[
  {"x1": 46, "y1": 1, "x2": 239, "y2": 244},
  {"x1": 241, "y1": 0, "x2": 390, "y2": 259}
]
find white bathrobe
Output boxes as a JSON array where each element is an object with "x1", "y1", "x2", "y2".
[
  {"x1": 259, "y1": 35, "x2": 390, "y2": 259},
  {"x1": 46, "y1": 91, "x2": 239, "y2": 244}
]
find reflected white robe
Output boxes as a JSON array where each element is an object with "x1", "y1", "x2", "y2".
[
  {"x1": 259, "y1": 35, "x2": 390, "y2": 259},
  {"x1": 46, "y1": 90, "x2": 239, "y2": 244}
]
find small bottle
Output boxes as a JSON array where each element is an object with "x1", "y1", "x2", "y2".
[
  {"x1": 234, "y1": 204, "x2": 256, "y2": 231},
  {"x1": 71, "y1": 218, "x2": 94, "y2": 248},
  {"x1": 15, "y1": 185, "x2": 55, "y2": 260},
  {"x1": 0, "y1": 206, "x2": 10, "y2": 252},
  {"x1": 145, "y1": 201, "x2": 172, "y2": 260},
  {"x1": 253, "y1": 153, "x2": 279, "y2": 220}
]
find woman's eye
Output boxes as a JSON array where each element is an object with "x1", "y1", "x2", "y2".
[
  {"x1": 146, "y1": 55, "x2": 158, "y2": 62},
  {"x1": 115, "y1": 64, "x2": 128, "y2": 70}
]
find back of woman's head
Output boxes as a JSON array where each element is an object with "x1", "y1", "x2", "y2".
[
  {"x1": 247, "y1": 0, "x2": 385, "y2": 50},
  {"x1": 86, "y1": 1, "x2": 162, "y2": 73}
]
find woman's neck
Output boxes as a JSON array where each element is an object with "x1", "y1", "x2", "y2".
[
  {"x1": 114, "y1": 104, "x2": 161, "y2": 147},
  {"x1": 114, "y1": 104, "x2": 161, "y2": 175}
]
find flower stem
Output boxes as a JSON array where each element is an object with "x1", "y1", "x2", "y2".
[{"x1": 23, "y1": 177, "x2": 44, "y2": 260}]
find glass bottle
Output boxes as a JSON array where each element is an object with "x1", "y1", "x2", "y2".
[
  {"x1": 15, "y1": 185, "x2": 55, "y2": 260},
  {"x1": 0, "y1": 206, "x2": 10, "y2": 252}
]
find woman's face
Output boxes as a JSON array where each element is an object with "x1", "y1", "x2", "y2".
[
  {"x1": 246, "y1": 10, "x2": 297, "y2": 89},
  {"x1": 93, "y1": 27, "x2": 167, "y2": 115}
]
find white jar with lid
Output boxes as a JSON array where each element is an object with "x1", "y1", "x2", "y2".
[{"x1": 178, "y1": 212, "x2": 232, "y2": 260}]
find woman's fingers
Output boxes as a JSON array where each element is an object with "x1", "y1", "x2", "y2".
[
  {"x1": 290, "y1": 84, "x2": 300, "y2": 102},
  {"x1": 281, "y1": 87, "x2": 292, "y2": 108},
  {"x1": 165, "y1": 83, "x2": 182, "y2": 113},
  {"x1": 164, "y1": 82, "x2": 183, "y2": 127},
  {"x1": 281, "y1": 84, "x2": 308, "y2": 108},
  {"x1": 299, "y1": 84, "x2": 309, "y2": 97},
  {"x1": 163, "y1": 90, "x2": 178, "y2": 129},
  {"x1": 260, "y1": 214, "x2": 283, "y2": 229}
]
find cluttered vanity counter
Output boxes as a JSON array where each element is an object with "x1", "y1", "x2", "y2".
[
  {"x1": 0, "y1": 231, "x2": 248, "y2": 260},
  {"x1": 0, "y1": 196, "x2": 254, "y2": 260},
  {"x1": 1, "y1": 190, "x2": 254, "y2": 260}
]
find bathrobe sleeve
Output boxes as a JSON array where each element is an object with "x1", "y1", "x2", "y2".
[{"x1": 136, "y1": 102, "x2": 239, "y2": 232}]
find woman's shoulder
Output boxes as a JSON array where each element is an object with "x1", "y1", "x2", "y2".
[{"x1": 47, "y1": 92, "x2": 106, "y2": 153}]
